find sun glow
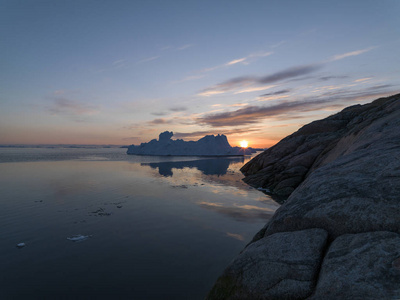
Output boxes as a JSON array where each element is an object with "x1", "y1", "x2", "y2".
[{"x1": 240, "y1": 140, "x2": 249, "y2": 148}]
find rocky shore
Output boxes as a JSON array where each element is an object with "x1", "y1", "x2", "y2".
[{"x1": 207, "y1": 94, "x2": 400, "y2": 299}]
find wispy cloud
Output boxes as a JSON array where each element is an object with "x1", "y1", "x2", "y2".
[
  {"x1": 258, "y1": 89, "x2": 292, "y2": 101},
  {"x1": 270, "y1": 40, "x2": 286, "y2": 48},
  {"x1": 169, "y1": 106, "x2": 187, "y2": 112},
  {"x1": 233, "y1": 85, "x2": 276, "y2": 94},
  {"x1": 137, "y1": 56, "x2": 160, "y2": 64},
  {"x1": 230, "y1": 103, "x2": 248, "y2": 107},
  {"x1": 329, "y1": 47, "x2": 375, "y2": 62},
  {"x1": 198, "y1": 47, "x2": 375, "y2": 97},
  {"x1": 258, "y1": 95, "x2": 291, "y2": 102},
  {"x1": 151, "y1": 106, "x2": 188, "y2": 116},
  {"x1": 174, "y1": 128, "x2": 261, "y2": 140},
  {"x1": 199, "y1": 64, "x2": 322, "y2": 96},
  {"x1": 48, "y1": 98, "x2": 99, "y2": 117},
  {"x1": 177, "y1": 44, "x2": 194, "y2": 51},
  {"x1": 148, "y1": 118, "x2": 173, "y2": 125},
  {"x1": 151, "y1": 111, "x2": 169, "y2": 116},
  {"x1": 199, "y1": 51, "x2": 273, "y2": 73},
  {"x1": 226, "y1": 57, "x2": 247, "y2": 65},
  {"x1": 319, "y1": 75, "x2": 349, "y2": 81},
  {"x1": 260, "y1": 89, "x2": 291, "y2": 97},
  {"x1": 112, "y1": 59, "x2": 127, "y2": 69},
  {"x1": 354, "y1": 77, "x2": 372, "y2": 83},
  {"x1": 172, "y1": 74, "x2": 205, "y2": 84},
  {"x1": 198, "y1": 86, "x2": 398, "y2": 127}
]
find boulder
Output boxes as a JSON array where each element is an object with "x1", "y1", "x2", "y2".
[
  {"x1": 207, "y1": 229, "x2": 328, "y2": 300},
  {"x1": 240, "y1": 94, "x2": 400, "y2": 200},
  {"x1": 310, "y1": 231, "x2": 400, "y2": 300},
  {"x1": 209, "y1": 94, "x2": 400, "y2": 299}
]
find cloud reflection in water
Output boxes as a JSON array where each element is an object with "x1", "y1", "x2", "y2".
[{"x1": 198, "y1": 201, "x2": 276, "y2": 223}]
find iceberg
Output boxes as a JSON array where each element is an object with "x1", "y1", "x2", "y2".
[{"x1": 127, "y1": 131, "x2": 253, "y2": 156}]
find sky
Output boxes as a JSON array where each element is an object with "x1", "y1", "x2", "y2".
[{"x1": 1, "y1": 0, "x2": 399, "y2": 147}]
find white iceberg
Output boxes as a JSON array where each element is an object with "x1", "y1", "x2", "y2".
[{"x1": 127, "y1": 131, "x2": 254, "y2": 156}]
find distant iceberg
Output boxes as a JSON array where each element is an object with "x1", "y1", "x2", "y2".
[{"x1": 127, "y1": 131, "x2": 254, "y2": 156}]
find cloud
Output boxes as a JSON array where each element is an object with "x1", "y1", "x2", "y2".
[
  {"x1": 230, "y1": 103, "x2": 249, "y2": 107},
  {"x1": 151, "y1": 106, "x2": 188, "y2": 117},
  {"x1": 48, "y1": 98, "x2": 99, "y2": 116},
  {"x1": 148, "y1": 118, "x2": 173, "y2": 125},
  {"x1": 224, "y1": 51, "x2": 273, "y2": 67},
  {"x1": 174, "y1": 128, "x2": 262, "y2": 140},
  {"x1": 137, "y1": 56, "x2": 160, "y2": 64},
  {"x1": 226, "y1": 57, "x2": 247, "y2": 65},
  {"x1": 260, "y1": 89, "x2": 291, "y2": 97},
  {"x1": 169, "y1": 106, "x2": 187, "y2": 112},
  {"x1": 151, "y1": 111, "x2": 169, "y2": 116},
  {"x1": 111, "y1": 59, "x2": 127, "y2": 69},
  {"x1": 319, "y1": 75, "x2": 349, "y2": 81},
  {"x1": 198, "y1": 102, "x2": 317, "y2": 127},
  {"x1": 177, "y1": 44, "x2": 193, "y2": 51},
  {"x1": 200, "y1": 51, "x2": 273, "y2": 73},
  {"x1": 199, "y1": 64, "x2": 322, "y2": 96},
  {"x1": 258, "y1": 95, "x2": 291, "y2": 102},
  {"x1": 172, "y1": 74, "x2": 205, "y2": 84},
  {"x1": 198, "y1": 86, "x2": 398, "y2": 127},
  {"x1": 329, "y1": 47, "x2": 375, "y2": 62},
  {"x1": 233, "y1": 85, "x2": 276, "y2": 94},
  {"x1": 366, "y1": 84, "x2": 393, "y2": 90},
  {"x1": 258, "y1": 64, "x2": 323, "y2": 84},
  {"x1": 354, "y1": 77, "x2": 372, "y2": 83},
  {"x1": 198, "y1": 47, "x2": 374, "y2": 97}
]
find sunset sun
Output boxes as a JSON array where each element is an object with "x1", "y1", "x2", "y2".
[{"x1": 240, "y1": 140, "x2": 249, "y2": 148}]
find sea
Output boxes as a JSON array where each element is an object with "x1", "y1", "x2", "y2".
[{"x1": 0, "y1": 146, "x2": 279, "y2": 299}]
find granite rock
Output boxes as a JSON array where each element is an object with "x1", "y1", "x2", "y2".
[
  {"x1": 310, "y1": 231, "x2": 400, "y2": 300},
  {"x1": 209, "y1": 94, "x2": 400, "y2": 299},
  {"x1": 207, "y1": 229, "x2": 328, "y2": 300},
  {"x1": 263, "y1": 95, "x2": 400, "y2": 238},
  {"x1": 241, "y1": 94, "x2": 400, "y2": 199}
]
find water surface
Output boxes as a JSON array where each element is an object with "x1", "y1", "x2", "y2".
[{"x1": 0, "y1": 147, "x2": 279, "y2": 299}]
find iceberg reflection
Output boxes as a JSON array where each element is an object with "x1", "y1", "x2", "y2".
[{"x1": 141, "y1": 157, "x2": 244, "y2": 177}]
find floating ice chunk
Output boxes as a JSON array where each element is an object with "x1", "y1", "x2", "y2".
[
  {"x1": 67, "y1": 234, "x2": 91, "y2": 242},
  {"x1": 16, "y1": 243, "x2": 26, "y2": 248}
]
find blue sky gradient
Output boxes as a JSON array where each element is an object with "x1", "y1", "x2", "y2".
[{"x1": 1, "y1": 0, "x2": 399, "y2": 146}]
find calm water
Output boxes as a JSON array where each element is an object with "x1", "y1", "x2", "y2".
[{"x1": 0, "y1": 147, "x2": 279, "y2": 299}]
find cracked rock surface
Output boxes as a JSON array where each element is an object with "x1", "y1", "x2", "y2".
[
  {"x1": 310, "y1": 231, "x2": 400, "y2": 300},
  {"x1": 208, "y1": 94, "x2": 400, "y2": 299},
  {"x1": 207, "y1": 229, "x2": 328, "y2": 300}
]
